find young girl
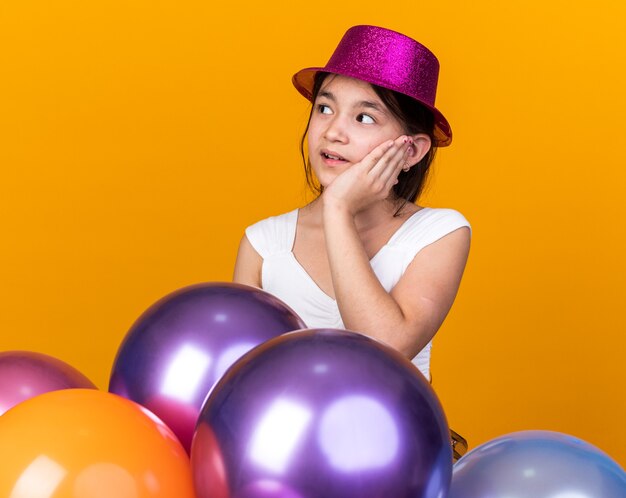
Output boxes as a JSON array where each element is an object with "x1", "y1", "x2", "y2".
[{"x1": 233, "y1": 25, "x2": 471, "y2": 381}]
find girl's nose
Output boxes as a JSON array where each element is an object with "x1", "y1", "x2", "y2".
[{"x1": 324, "y1": 117, "x2": 348, "y2": 143}]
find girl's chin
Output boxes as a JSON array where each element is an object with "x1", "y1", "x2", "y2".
[{"x1": 315, "y1": 172, "x2": 340, "y2": 188}]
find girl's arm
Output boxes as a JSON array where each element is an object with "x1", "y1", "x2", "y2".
[
  {"x1": 232, "y1": 235, "x2": 263, "y2": 288},
  {"x1": 323, "y1": 204, "x2": 470, "y2": 358},
  {"x1": 322, "y1": 136, "x2": 471, "y2": 358}
]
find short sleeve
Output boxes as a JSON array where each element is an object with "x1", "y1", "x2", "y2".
[
  {"x1": 390, "y1": 208, "x2": 471, "y2": 273},
  {"x1": 244, "y1": 210, "x2": 298, "y2": 259}
]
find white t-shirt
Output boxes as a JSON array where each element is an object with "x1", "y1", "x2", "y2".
[{"x1": 245, "y1": 207, "x2": 470, "y2": 380}]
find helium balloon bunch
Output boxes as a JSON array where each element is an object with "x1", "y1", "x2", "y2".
[
  {"x1": 1, "y1": 281, "x2": 624, "y2": 498},
  {"x1": 0, "y1": 282, "x2": 307, "y2": 498},
  {"x1": 106, "y1": 282, "x2": 455, "y2": 497}
]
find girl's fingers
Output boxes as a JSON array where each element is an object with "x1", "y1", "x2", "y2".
[
  {"x1": 376, "y1": 137, "x2": 412, "y2": 184},
  {"x1": 383, "y1": 144, "x2": 410, "y2": 183},
  {"x1": 360, "y1": 140, "x2": 396, "y2": 171},
  {"x1": 367, "y1": 136, "x2": 406, "y2": 175}
]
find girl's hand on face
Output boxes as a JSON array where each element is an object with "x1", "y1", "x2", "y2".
[{"x1": 322, "y1": 135, "x2": 413, "y2": 215}]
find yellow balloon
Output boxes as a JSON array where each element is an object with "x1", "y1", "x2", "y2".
[{"x1": 0, "y1": 389, "x2": 196, "y2": 498}]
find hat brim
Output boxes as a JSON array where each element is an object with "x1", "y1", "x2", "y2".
[{"x1": 292, "y1": 67, "x2": 452, "y2": 147}]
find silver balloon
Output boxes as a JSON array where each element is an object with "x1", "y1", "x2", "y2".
[{"x1": 449, "y1": 430, "x2": 626, "y2": 498}]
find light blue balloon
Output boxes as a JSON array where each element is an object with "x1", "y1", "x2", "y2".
[{"x1": 449, "y1": 430, "x2": 626, "y2": 498}]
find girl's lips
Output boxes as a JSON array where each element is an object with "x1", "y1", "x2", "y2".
[{"x1": 321, "y1": 150, "x2": 348, "y2": 166}]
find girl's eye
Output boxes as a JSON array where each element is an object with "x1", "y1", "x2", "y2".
[
  {"x1": 317, "y1": 104, "x2": 332, "y2": 115},
  {"x1": 357, "y1": 113, "x2": 375, "y2": 124}
]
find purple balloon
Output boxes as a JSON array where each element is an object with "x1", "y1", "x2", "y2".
[
  {"x1": 0, "y1": 351, "x2": 96, "y2": 415},
  {"x1": 449, "y1": 430, "x2": 626, "y2": 498},
  {"x1": 191, "y1": 329, "x2": 452, "y2": 498},
  {"x1": 109, "y1": 282, "x2": 306, "y2": 452}
]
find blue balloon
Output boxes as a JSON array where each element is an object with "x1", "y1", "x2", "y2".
[
  {"x1": 192, "y1": 329, "x2": 452, "y2": 498},
  {"x1": 449, "y1": 430, "x2": 626, "y2": 498}
]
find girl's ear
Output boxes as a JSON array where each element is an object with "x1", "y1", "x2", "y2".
[{"x1": 407, "y1": 134, "x2": 432, "y2": 166}]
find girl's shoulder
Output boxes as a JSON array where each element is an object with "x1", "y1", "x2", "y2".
[
  {"x1": 244, "y1": 209, "x2": 299, "y2": 258},
  {"x1": 389, "y1": 206, "x2": 471, "y2": 248},
  {"x1": 412, "y1": 206, "x2": 470, "y2": 226}
]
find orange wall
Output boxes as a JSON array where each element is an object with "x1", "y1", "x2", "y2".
[{"x1": 1, "y1": 1, "x2": 624, "y2": 466}]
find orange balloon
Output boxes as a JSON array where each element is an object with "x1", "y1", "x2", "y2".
[{"x1": 0, "y1": 389, "x2": 196, "y2": 498}]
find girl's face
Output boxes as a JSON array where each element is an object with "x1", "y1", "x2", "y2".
[{"x1": 307, "y1": 74, "x2": 407, "y2": 188}]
